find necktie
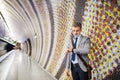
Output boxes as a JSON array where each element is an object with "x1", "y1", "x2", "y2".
[{"x1": 72, "y1": 37, "x2": 78, "y2": 61}]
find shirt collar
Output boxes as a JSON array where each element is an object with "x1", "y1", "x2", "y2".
[{"x1": 73, "y1": 34, "x2": 81, "y2": 39}]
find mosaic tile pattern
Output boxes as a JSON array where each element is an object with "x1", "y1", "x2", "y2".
[
  {"x1": 46, "y1": 1, "x2": 76, "y2": 78},
  {"x1": 82, "y1": 0, "x2": 120, "y2": 79}
]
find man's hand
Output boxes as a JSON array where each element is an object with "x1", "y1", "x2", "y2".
[
  {"x1": 65, "y1": 68, "x2": 70, "y2": 76},
  {"x1": 66, "y1": 48, "x2": 73, "y2": 54}
]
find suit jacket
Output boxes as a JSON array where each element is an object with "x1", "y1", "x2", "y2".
[{"x1": 66, "y1": 34, "x2": 91, "y2": 72}]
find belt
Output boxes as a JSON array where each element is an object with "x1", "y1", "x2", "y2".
[{"x1": 71, "y1": 63, "x2": 79, "y2": 67}]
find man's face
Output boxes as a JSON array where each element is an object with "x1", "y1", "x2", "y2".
[{"x1": 72, "y1": 26, "x2": 81, "y2": 37}]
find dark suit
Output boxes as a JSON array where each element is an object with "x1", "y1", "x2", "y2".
[{"x1": 66, "y1": 34, "x2": 91, "y2": 80}]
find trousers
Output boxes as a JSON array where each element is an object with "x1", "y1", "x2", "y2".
[{"x1": 71, "y1": 63, "x2": 88, "y2": 80}]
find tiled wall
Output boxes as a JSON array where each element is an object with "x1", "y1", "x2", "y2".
[
  {"x1": 32, "y1": 0, "x2": 76, "y2": 79},
  {"x1": 40, "y1": 1, "x2": 76, "y2": 79},
  {"x1": 82, "y1": 0, "x2": 120, "y2": 80}
]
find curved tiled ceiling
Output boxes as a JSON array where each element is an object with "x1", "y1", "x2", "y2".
[
  {"x1": 0, "y1": 0, "x2": 47, "y2": 58},
  {"x1": 0, "y1": 0, "x2": 84, "y2": 79},
  {"x1": 0, "y1": 0, "x2": 54, "y2": 71}
]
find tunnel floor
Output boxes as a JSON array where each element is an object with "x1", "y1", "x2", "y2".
[{"x1": 0, "y1": 50, "x2": 56, "y2": 80}]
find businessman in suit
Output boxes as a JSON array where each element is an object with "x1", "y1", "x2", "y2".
[{"x1": 65, "y1": 22, "x2": 91, "y2": 80}]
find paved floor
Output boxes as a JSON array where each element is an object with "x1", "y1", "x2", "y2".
[{"x1": 0, "y1": 50, "x2": 56, "y2": 80}]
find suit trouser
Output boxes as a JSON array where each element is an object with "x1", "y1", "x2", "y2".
[{"x1": 71, "y1": 63, "x2": 88, "y2": 80}]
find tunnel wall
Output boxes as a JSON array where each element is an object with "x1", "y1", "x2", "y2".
[
  {"x1": 35, "y1": 1, "x2": 76, "y2": 79},
  {"x1": 82, "y1": 0, "x2": 120, "y2": 80}
]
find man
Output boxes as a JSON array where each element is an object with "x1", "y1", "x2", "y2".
[{"x1": 65, "y1": 22, "x2": 91, "y2": 80}]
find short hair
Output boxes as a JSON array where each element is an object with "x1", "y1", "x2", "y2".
[{"x1": 72, "y1": 22, "x2": 82, "y2": 29}]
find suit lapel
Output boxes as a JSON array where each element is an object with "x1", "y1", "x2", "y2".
[{"x1": 76, "y1": 34, "x2": 83, "y2": 48}]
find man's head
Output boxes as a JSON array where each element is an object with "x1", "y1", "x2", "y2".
[{"x1": 72, "y1": 22, "x2": 82, "y2": 37}]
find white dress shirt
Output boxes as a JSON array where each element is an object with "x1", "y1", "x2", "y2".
[{"x1": 71, "y1": 36, "x2": 80, "y2": 64}]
